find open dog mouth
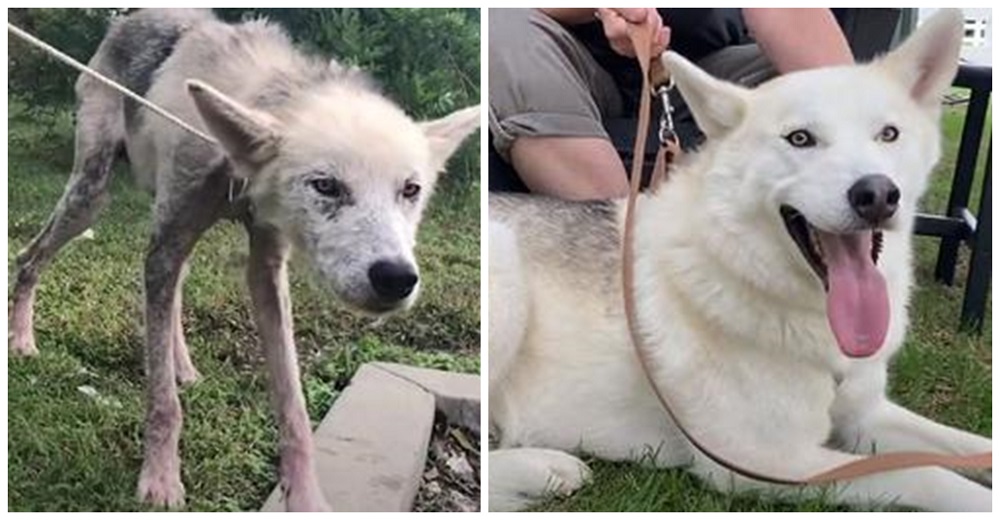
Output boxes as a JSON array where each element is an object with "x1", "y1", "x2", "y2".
[
  {"x1": 779, "y1": 205, "x2": 890, "y2": 359},
  {"x1": 779, "y1": 206, "x2": 884, "y2": 288}
]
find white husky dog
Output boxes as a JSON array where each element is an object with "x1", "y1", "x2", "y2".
[{"x1": 489, "y1": 10, "x2": 990, "y2": 512}]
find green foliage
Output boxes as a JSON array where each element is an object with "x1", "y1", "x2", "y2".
[
  {"x1": 8, "y1": 8, "x2": 127, "y2": 106},
  {"x1": 8, "y1": 8, "x2": 480, "y2": 196},
  {"x1": 7, "y1": 95, "x2": 76, "y2": 162}
]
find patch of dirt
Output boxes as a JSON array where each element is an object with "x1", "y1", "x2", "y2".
[{"x1": 413, "y1": 414, "x2": 480, "y2": 512}]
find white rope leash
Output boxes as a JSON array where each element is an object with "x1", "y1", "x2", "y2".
[{"x1": 8, "y1": 21, "x2": 218, "y2": 145}]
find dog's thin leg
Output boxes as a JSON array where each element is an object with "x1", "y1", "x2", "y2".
[
  {"x1": 137, "y1": 238, "x2": 188, "y2": 508},
  {"x1": 172, "y1": 262, "x2": 200, "y2": 386},
  {"x1": 137, "y1": 191, "x2": 220, "y2": 509},
  {"x1": 246, "y1": 223, "x2": 329, "y2": 512},
  {"x1": 9, "y1": 91, "x2": 122, "y2": 356}
]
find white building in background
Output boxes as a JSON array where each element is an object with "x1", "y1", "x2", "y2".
[{"x1": 918, "y1": 8, "x2": 991, "y2": 65}]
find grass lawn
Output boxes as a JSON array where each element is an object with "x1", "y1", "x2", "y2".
[
  {"x1": 6, "y1": 103, "x2": 481, "y2": 511},
  {"x1": 530, "y1": 97, "x2": 992, "y2": 512}
]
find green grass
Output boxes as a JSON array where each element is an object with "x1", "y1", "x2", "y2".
[
  {"x1": 7, "y1": 104, "x2": 480, "y2": 512},
  {"x1": 531, "y1": 99, "x2": 992, "y2": 512}
]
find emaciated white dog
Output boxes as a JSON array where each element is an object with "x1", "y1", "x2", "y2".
[
  {"x1": 9, "y1": 9, "x2": 479, "y2": 510},
  {"x1": 489, "y1": 9, "x2": 990, "y2": 512}
]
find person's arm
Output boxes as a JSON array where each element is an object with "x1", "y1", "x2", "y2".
[
  {"x1": 538, "y1": 8, "x2": 598, "y2": 25},
  {"x1": 541, "y1": 8, "x2": 668, "y2": 58},
  {"x1": 743, "y1": 8, "x2": 854, "y2": 72}
]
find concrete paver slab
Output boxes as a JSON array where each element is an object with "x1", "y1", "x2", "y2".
[
  {"x1": 261, "y1": 364, "x2": 436, "y2": 511},
  {"x1": 371, "y1": 362, "x2": 481, "y2": 434}
]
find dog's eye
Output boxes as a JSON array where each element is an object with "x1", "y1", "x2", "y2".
[
  {"x1": 784, "y1": 129, "x2": 817, "y2": 148},
  {"x1": 877, "y1": 125, "x2": 900, "y2": 143},
  {"x1": 402, "y1": 181, "x2": 421, "y2": 200},
  {"x1": 310, "y1": 177, "x2": 343, "y2": 197}
]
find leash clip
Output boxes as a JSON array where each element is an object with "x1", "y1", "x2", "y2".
[{"x1": 653, "y1": 78, "x2": 677, "y2": 146}]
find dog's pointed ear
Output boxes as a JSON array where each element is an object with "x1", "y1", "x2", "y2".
[
  {"x1": 186, "y1": 79, "x2": 281, "y2": 175},
  {"x1": 876, "y1": 9, "x2": 962, "y2": 111},
  {"x1": 422, "y1": 105, "x2": 481, "y2": 172},
  {"x1": 662, "y1": 51, "x2": 748, "y2": 139}
]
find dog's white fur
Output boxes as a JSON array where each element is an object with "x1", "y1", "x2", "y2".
[{"x1": 489, "y1": 10, "x2": 990, "y2": 512}]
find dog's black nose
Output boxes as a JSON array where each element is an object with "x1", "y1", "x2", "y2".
[
  {"x1": 848, "y1": 174, "x2": 900, "y2": 225},
  {"x1": 368, "y1": 260, "x2": 418, "y2": 301}
]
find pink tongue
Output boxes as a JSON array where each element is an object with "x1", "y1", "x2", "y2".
[{"x1": 816, "y1": 231, "x2": 889, "y2": 358}]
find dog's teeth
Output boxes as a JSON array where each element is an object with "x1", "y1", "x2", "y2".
[{"x1": 872, "y1": 232, "x2": 883, "y2": 264}]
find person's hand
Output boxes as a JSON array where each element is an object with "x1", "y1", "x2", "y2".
[{"x1": 596, "y1": 8, "x2": 669, "y2": 58}]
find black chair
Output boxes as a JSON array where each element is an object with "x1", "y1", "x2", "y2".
[{"x1": 914, "y1": 64, "x2": 992, "y2": 331}]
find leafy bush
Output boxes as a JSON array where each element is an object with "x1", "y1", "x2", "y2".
[
  {"x1": 8, "y1": 94, "x2": 76, "y2": 163},
  {"x1": 8, "y1": 8, "x2": 124, "y2": 106}
]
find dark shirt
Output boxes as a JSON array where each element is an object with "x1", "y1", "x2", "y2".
[{"x1": 571, "y1": 8, "x2": 751, "y2": 110}]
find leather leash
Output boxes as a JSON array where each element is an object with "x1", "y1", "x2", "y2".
[{"x1": 618, "y1": 14, "x2": 991, "y2": 487}]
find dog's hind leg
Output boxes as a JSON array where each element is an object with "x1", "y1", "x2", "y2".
[
  {"x1": 246, "y1": 223, "x2": 329, "y2": 511},
  {"x1": 489, "y1": 448, "x2": 592, "y2": 511},
  {"x1": 171, "y1": 262, "x2": 200, "y2": 385},
  {"x1": 9, "y1": 79, "x2": 123, "y2": 356}
]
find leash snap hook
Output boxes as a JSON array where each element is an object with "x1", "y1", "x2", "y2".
[{"x1": 653, "y1": 78, "x2": 677, "y2": 146}]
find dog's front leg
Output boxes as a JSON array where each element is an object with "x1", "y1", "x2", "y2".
[
  {"x1": 137, "y1": 229, "x2": 201, "y2": 508},
  {"x1": 247, "y1": 224, "x2": 329, "y2": 512},
  {"x1": 695, "y1": 445, "x2": 991, "y2": 511},
  {"x1": 834, "y1": 396, "x2": 992, "y2": 487},
  {"x1": 831, "y1": 367, "x2": 991, "y2": 487},
  {"x1": 137, "y1": 184, "x2": 225, "y2": 508}
]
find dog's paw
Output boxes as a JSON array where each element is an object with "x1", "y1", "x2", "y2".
[
  {"x1": 538, "y1": 452, "x2": 591, "y2": 497},
  {"x1": 283, "y1": 480, "x2": 330, "y2": 511},
  {"x1": 137, "y1": 463, "x2": 185, "y2": 509},
  {"x1": 8, "y1": 328, "x2": 38, "y2": 356},
  {"x1": 490, "y1": 448, "x2": 592, "y2": 511}
]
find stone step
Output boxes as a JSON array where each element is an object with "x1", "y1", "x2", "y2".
[{"x1": 261, "y1": 363, "x2": 480, "y2": 512}]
